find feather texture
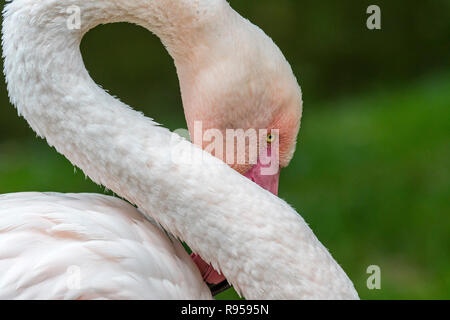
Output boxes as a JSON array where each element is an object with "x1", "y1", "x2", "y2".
[
  {"x1": 0, "y1": 192, "x2": 211, "y2": 299},
  {"x1": 1, "y1": 0, "x2": 359, "y2": 299}
]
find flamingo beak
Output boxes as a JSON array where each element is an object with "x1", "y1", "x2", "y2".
[
  {"x1": 192, "y1": 146, "x2": 280, "y2": 296},
  {"x1": 243, "y1": 147, "x2": 280, "y2": 196}
]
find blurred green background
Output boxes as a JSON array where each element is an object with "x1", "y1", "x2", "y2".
[{"x1": 0, "y1": 0, "x2": 449, "y2": 299}]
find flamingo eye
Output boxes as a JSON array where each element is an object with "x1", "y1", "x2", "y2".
[{"x1": 267, "y1": 133, "x2": 275, "y2": 143}]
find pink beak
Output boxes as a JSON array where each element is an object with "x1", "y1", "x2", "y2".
[
  {"x1": 191, "y1": 146, "x2": 280, "y2": 294},
  {"x1": 243, "y1": 146, "x2": 280, "y2": 196}
]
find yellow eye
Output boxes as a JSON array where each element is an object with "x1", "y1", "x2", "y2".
[{"x1": 267, "y1": 133, "x2": 275, "y2": 143}]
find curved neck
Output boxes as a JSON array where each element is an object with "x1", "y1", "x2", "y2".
[{"x1": 2, "y1": 0, "x2": 358, "y2": 299}]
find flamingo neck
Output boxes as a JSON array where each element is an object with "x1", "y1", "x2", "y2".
[{"x1": 2, "y1": 0, "x2": 358, "y2": 299}]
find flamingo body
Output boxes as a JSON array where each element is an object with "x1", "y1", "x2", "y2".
[{"x1": 0, "y1": 192, "x2": 211, "y2": 299}]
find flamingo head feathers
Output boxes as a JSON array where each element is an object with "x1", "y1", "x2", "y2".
[{"x1": 177, "y1": 10, "x2": 303, "y2": 181}]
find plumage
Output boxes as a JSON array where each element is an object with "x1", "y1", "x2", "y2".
[
  {"x1": 1, "y1": 0, "x2": 359, "y2": 299},
  {"x1": 0, "y1": 192, "x2": 211, "y2": 299}
]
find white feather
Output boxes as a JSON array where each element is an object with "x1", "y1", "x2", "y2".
[
  {"x1": 0, "y1": 192, "x2": 211, "y2": 299},
  {"x1": 1, "y1": 0, "x2": 359, "y2": 299}
]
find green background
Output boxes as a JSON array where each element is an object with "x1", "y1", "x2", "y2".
[{"x1": 0, "y1": 0, "x2": 449, "y2": 299}]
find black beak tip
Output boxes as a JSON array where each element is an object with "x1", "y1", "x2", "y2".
[{"x1": 208, "y1": 280, "x2": 231, "y2": 296}]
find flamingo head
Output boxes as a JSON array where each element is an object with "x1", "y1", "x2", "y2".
[{"x1": 178, "y1": 17, "x2": 302, "y2": 195}]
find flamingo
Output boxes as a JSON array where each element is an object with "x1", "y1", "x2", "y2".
[{"x1": 0, "y1": 0, "x2": 359, "y2": 299}]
